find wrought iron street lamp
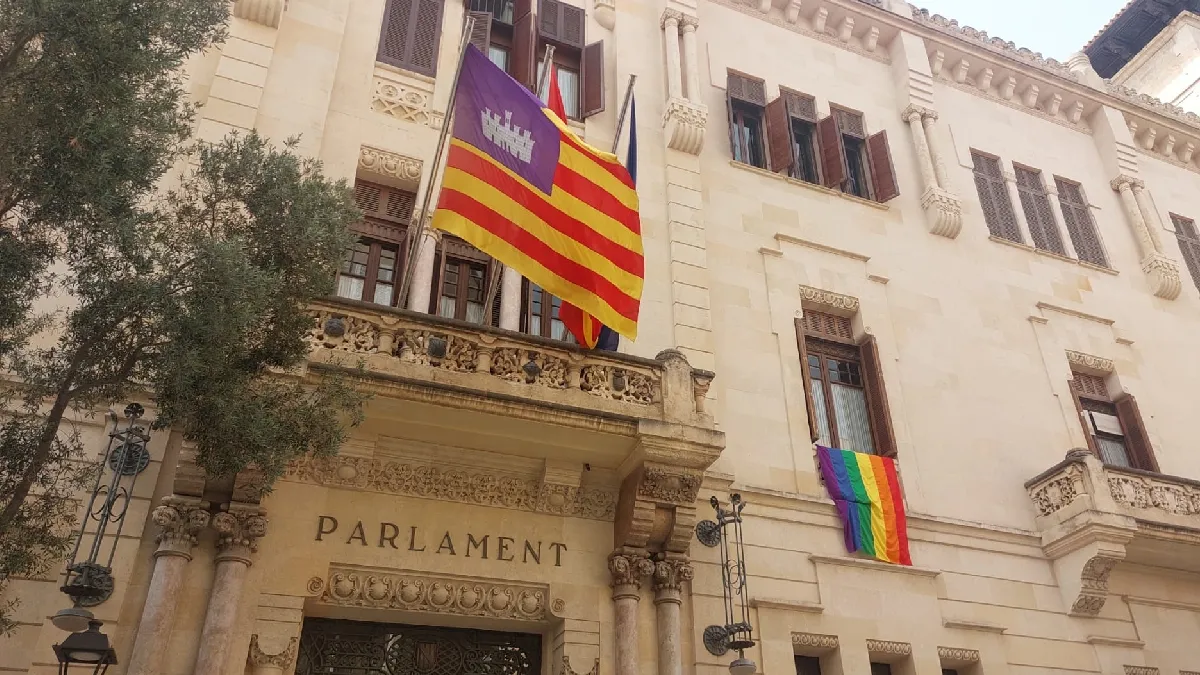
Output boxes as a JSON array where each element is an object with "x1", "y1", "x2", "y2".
[
  {"x1": 696, "y1": 493, "x2": 756, "y2": 675},
  {"x1": 50, "y1": 402, "x2": 151, "y2": 645},
  {"x1": 52, "y1": 619, "x2": 117, "y2": 675}
]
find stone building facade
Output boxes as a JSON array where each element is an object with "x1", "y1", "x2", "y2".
[{"x1": 5, "y1": 0, "x2": 1200, "y2": 675}]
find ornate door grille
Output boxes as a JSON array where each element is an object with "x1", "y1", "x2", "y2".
[{"x1": 296, "y1": 618, "x2": 543, "y2": 675}]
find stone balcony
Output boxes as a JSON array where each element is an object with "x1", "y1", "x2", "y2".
[
  {"x1": 1025, "y1": 450, "x2": 1200, "y2": 616},
  {"x1": 296, "y1": 298, "x2": 723, "y2": 512}
]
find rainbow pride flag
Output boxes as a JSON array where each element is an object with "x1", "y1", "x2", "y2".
[{"x1": 816, "y1": 446, "x2": 911, "y2": 566}]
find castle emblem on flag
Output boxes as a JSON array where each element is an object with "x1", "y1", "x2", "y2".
[{"x1": 481, "y1": 109, "x2": 535, "y2": 163}]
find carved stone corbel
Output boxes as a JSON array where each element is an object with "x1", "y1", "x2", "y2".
[
  {"x1": 1141, "y1": 252, "x2": 1182, "y2": 301},
  {"x1": 920, "y1": 186, "x2": 964, "y2": 238},
  {"x1": 1070, "y1": 552, "x2": 1124, "y2": 616},
  {"x1": 248, "y1": 634, "x2": 299, "y2": 675},
  {"x1": 562, "y1": 655, "x2": 600, "y2": 675},
  {"x1": 232, "y1": 0, "x2": 285, "y2": 28},
  {"x1": 594, "y1": 0, "x2": 616, "y2": 30},
  {"x1": 663, "y1": 98, "x2": 708, "y2": 155}
]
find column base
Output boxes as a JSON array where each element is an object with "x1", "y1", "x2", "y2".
[{"x1": 920, "y1": 186, "x2": 963, "y2": 239}]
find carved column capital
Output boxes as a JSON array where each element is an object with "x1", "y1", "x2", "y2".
[
  {"x1": 152, "y1": 496, "x2": 211, "y2": 559},
  {"x1": 680, "y1": 14, "x2": 700, "y2": 30},
  {"x1": 652, "y1": 559, "x2": 694, "y2": 595},
  {"x1": 901, "y1": 104, "x2": 928, "y2": 123},
  {"x1": 921, "y1": 109, "x2": 940, "y2": 124},
  {"x1": 212, "y1": 505, "x2": 268, "y2": 562},
  {"x1": 609, "y1": 551, "x2": 655, "y2": 592},
  {"x1": 1109, "y1": 174, "x2": 1144, "y2": 192},
  {"x1": 660, "y1": 8, "x2": 684, "y2": 29},
  {"x1": 248, "y1": 634, "x2": 298, "y2": 671}
]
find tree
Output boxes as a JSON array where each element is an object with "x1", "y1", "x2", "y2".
[{"x1": 0, "y1": 0, "x2": 367, "y2": 633}]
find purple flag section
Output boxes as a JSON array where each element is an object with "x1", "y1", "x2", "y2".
[
  {"x1": 451, "y1": 46, "x2": 560, "y2": 195},
  {"x1": 816, "y1": 445, "x2": 860, "y2": 555}
]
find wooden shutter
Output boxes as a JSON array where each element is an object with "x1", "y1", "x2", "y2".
[
  {"x1": 1055, "y1": 178, "x2": 1107, "y2": 267},
  {"x1": 467, "y1": 10, "x2": 492, "y2": 53},
  {"x1": 859, "y1": 335, "x2": 897, "y2": 457},
  {"x1": 581, "y1": 40, "x2": 605, "y2": 118},
  {"x1": 866, "y1": 130, "x2": 900, "y2": 203},
  {"x1": 971, "y1": 152, "x2": 1021, "y2": 242},
  {"x1": 817, "y1": 115, "x2": 849, "y2": 189},
  {"x1": 353, "y1": 181, "x2": 413, "y2": 244},
  {"x1": 794, "y1": 319, "x2": 820, "y2": 443},
  {"x1": 1115, "y1": 395, "x2": 1158, "y2": 472},
  {"x1": 1015, "y1": 166, "x2": 1066, "y2": 255},
  {"x1": 1172, "y1": 215, "x2": 1200, "y2": 291},
  {"x1": 539, "y1": 0, "x2": 585, "y2": 47},
  {"x1": 727, "y1": 71, "x2": 766, "y2": 106},
  {"x1": 377, "y1": 0, "x2": 444, "y2": 76},
  {"x1": 781, "y1": 88, "x2": 817, "y2": 123},
  {"x1": 765, "y1": 97, "x2": 795, "y2": 175},
  {"x1": 511, "y1": 0, "x2": 537, "y2": 88},
  {"x1": 1068, "y1": 381, "x2": 1101, "y2": 456}
]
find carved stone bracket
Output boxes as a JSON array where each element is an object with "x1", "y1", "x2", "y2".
[
  {"x1": 1141, "y1": 253, "x2": 1182, "y2": 301},
  {"x1": 1071, "y1": 552, "x2": 1124, "y2": 616},
  {"x1": 308, "y1": 566, "x2": 548, "y2": 621},
  {"x1": 594, "y1": 0, "x2": 615, "y2": 30},
  {"x1": 920, "y1": 185, "x2": 963, "y2": 239},
  {"x1": 359, "y1": 146, "x2": 423, "y2": 186},
  {"x1": 152, "y1": 496, "x2": 212, "y2": 559},
  {"x1": 562, "y1": 655, "x2": 600, "y2": 675},
  {"x1": 791, "y1": 632, "x2": 839, "y2": 654},
  {"x1": 233, "y1": 0, "x2": 285, "y2": 28},
  {"x1": 799, "y1": 285, "x2": 860, "y2": 313},
  {"x1": 211, "y1": 505, "x2": 269, "y2": 561},
  {"x1": 248, "y1": 634, "x2": 298, "y2": 672},
  {"x1": 639, "y1": 464, "x2": 704, "y2": 505},
  {"x1": 663, "y1": 97, "x2": 708, "y2": 155},
  {"x1": 1065, "y1": 350, "x2": 1114, "y2": 374}
]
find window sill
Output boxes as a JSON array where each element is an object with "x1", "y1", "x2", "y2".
[
  {"x1": 728, "y1": 160, "x2": 889, "y2": 211},
  {"x1": 987, "y1": 235, "x2": 1119, "y2": 275}
]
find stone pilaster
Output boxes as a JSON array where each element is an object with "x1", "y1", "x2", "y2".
[
  {"x1": 499, "y1": 265, "x2": 523, "y2": 330},
  {"x1": 192, "y1": 505, "x2": 269, "y2": 675},
  {"x1": 407, "y1": 226, "x2": 441, "y2": 312},
  {"x1": 1112, "y1": 175, "x2": 1182, "y2": 300},
  {"x1": 126, "y1": 496, "x2": 211, "y2": 675},
  {"x1": 652, "y1": 558, "x2": 693, "y2": 675},
  {"x1": 609, "y1": 551, "x2": 655, "y2": 675},
  {"x1": 904, "y1": 105, "x2": 962, "y2": 238}
]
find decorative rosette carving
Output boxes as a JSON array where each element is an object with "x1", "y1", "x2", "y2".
[{"x1": 314, "y1": 567, "x2": 547, "y2": 621}]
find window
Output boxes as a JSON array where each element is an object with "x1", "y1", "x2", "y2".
[
  {"x1": 1069, "y1": 371, "x2": 1158, "y2": 471},
  {"x1": 522, "y1": 281, "x2": 573, "y2": 341},
  {"x1": 942, "y1": 670, "x2": 960, "y2": 675},
  {"x1": 378, "y1": 0, "x2": 445, "y2": 76},
  {"x1": 1055, "y1": 178, "x2": 1107, "y2": 267},
  {"x1": 795, "y1": 656, "x2": 823, "y2": 675},
  {"x1": 432, "y1": 237, "x2": 498, "y2": 324},
  {"x1": 816, "y1": 105, "x2": 899, "y2": 203},
  {"x1": 971, "y1": 151, "x2": 1021, "y2": 242},
  {"x1": 870, "y1": 664, "x2": 893, "y2": 675},
  {"x1": 468, "y1": 0, "x2": 604, "y2": 119},
  {"x1": 765, "y1": 88, "x2": 821, "y2": 184},
  {"x1": 727, "y1": 71, "x2": 767, "y2": 169},
  {"x1": 796, "y1": 310, "x2": 896, "y2": 456},
  {"x1": 338, "y1": 181, "x2": 415, "y2": 307},
  {"x1": 1172, "y1": 214, "x2": 1200, "y2": 291},
  {"x1": 1014, "y1": 166, "x2": 1066, "y2": 255}
]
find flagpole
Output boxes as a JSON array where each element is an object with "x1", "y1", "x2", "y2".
[
  {"x1": 611, "y1": 74, "x2": 637, "y2": 154},
  {"x1": 480, "y1": 45, "x2": 559, "y2": 327},
  {"x1": 399, "y1": 15, "x2": 476, "y2": 307}
]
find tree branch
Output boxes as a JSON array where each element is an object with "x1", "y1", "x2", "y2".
[{"x1": 0, "y1": 29, "x2": 37, "y2": 79}]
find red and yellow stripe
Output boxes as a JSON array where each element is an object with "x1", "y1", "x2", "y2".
[{"x1": 433, "y1": 112, "x2": 643, "y2": 338}]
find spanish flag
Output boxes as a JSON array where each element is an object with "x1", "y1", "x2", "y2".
[{"x1": 432, "y1": 46, "x2": 643, "y2": 340}]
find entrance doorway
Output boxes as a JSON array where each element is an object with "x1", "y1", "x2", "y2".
[{"x1": 296, "y1": 618, "x2": 543, "y2": 675}]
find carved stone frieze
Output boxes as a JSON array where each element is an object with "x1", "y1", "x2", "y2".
[
  {"x1": 248, "y1": 635, "x2": 298, "y2": 669},
  {"x1": 920, "y1": 186, "x2": 964, "y2": 238},
  {"x1": 866, "y1": 639, "x2": 912, "y2": 656},
  {"x1": 358, "y1": 146, "x2": 422, "y2": 184},
  {"x1": 308, "y1": 567, "x2": 547, "y2": 621},
  {"x1": 1124, "y1": 667, "x2": 1159, "y2": 675},
  {"x1": 372, "y1": 74, "x2": 444, "y2": 129},
  {"x1": 562, "y1": 655, "x2": 600, "y2": 675},
  {"x1": 285, "y1": 455, "x2": 617, "y2": 520},
  {"x1": 1065, "y1": 350, "x2": 1114, "y2": 374},
  {"x1": 652, "y1": 559, "x2": 694, "y2": 593},
  {"x1": 1109, "y1": 470, "x2": 1200, "y2": 517},
  {"x1": 1071, "y1": 553, "x2": 1122, "y2": 616},
  {"x1": 608, "y1": 551, "x2": 655, "y2": 589},
  {"x1": 663, "y1": 97, "x2": 708, "y2": 155},
  {"x1": 1141, "y1": 253, "x2": 1182, "y2": 301},
  {"x1": 212, "y1": 506, "x2": 268, "y2": 557},
  {"x1": 1027, "y1": 460, "x2": 1086, "y2": 516},
  {"x1": 638, "y1": 465, "x2": 703, "y2": 505},
  {"x1": 937, "y1": 647, "x2": 980, "y2": 663},
  {"x1": 791, "y1": 632, "x2": 839, "y2": 652},
  {"x1": 233, "y1": 0, "x2": 285, "y2": 28},
  {"x1": 152, "y1": 496, "x2": 212, "y2": 557},
  {"x1": 799, "y1": 285, "x2": 860, "y2": 313}
]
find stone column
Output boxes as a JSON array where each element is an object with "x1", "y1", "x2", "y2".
[
  {"x1": 192, "y1": 506, "x2": 269, "y2": 675},
  {"x1": 609, "y1": 551, "x2": 654, "y2": 675},
  {"x1": 652, "y1": 558, "x2": 694, "y2": 675},
  {"x1": 1045, "y1": 183, "x2": 1078, "y2": 258},
  {"x1": 662, "y1": 11, "x2": 683, "y2": 101},
  {"x1": 1131, "y1": 183, "x2": 1166, "y2": 253},
  {"x1": 406, "y1": 228, "x2": 440, "y2": 313},
  {"x1": 681, "y1": 18, "x2": 701, "y2": 103},
  {"x1": 1113, "y1": 177, "x2": 1154, "y2": 259},
  {"x1": 126, "y1": 497, "x2": 211, "y2": 675},
  {"x1": 902, "y1": 106, "x2": 937, "y2": 193},
  {"x1": 1002, "y1": 170, "x2": 1034, "y2": 244},
  {"x1": 499, "y1": 266, "x2": 523, "y2": 330},
  {"x1": 248, "y1": 635, "x2": 299, "y2": 675},
  {"x1": 920, "y1": 112, "x2": 950, "y2": 189}
]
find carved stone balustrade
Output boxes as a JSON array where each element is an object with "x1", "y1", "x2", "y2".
[{"x1": 1025, "y1": 451, "x2": 1200, "y2": 617}]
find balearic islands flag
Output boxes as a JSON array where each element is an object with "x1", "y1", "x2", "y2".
[{"x1": 432, "y1": 46, "x2": 644, "y2": 340}]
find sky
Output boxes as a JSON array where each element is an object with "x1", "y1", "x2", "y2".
[{"x1": 913, "y1": 0, "x2": 1132, "y2": 61}]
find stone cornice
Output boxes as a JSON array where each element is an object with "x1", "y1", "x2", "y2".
[
  {"x1": 358, "y1": 146, "x2": 422, "y2": 184},
  {"x1": 1065, "y1": 350, "x2": 1114, "y2": 374},
  {"x1": 798, "y1": 285, "x2": 860, "y2": 313}
]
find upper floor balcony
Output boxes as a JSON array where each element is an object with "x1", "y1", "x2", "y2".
[
  {"x1": 1025, "y1": 450, "x2": 1200, "y2": 616},
  {"x1": 297, "y1": 296, "x2": 724, "y2": 506}
]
